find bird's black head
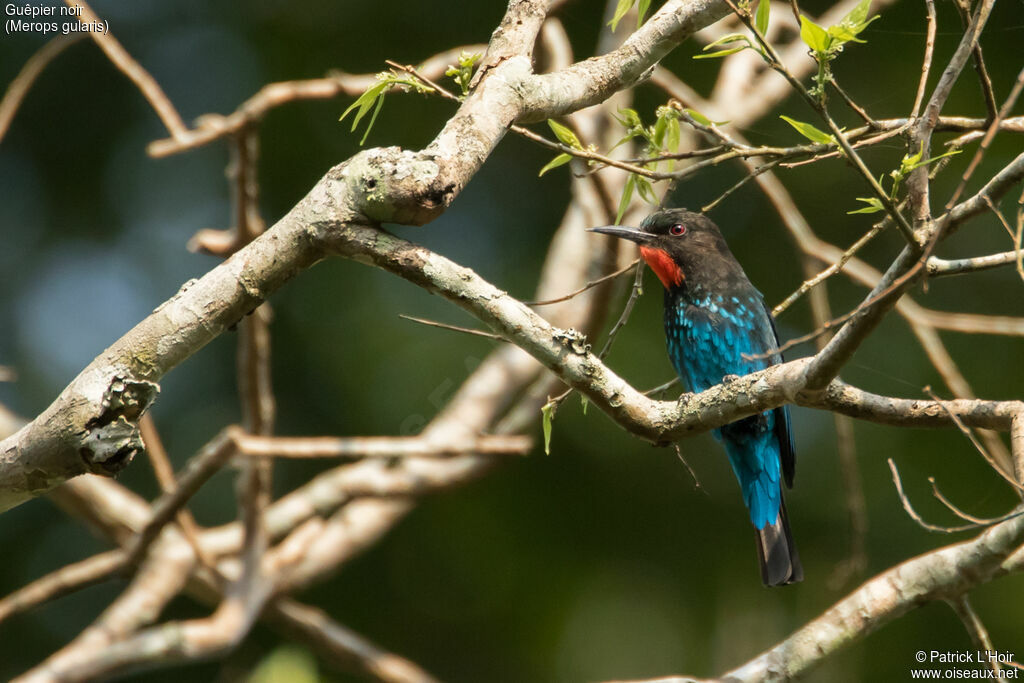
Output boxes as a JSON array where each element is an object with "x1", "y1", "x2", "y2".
[{"x1": 589, "y1": 209, "x2": 745, "y2": 294}]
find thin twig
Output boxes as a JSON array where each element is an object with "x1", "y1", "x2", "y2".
[
  {"x1": 673, "y1": 444, "x2": 703, "y2": 492},
  {"x1": 597, "y1": 260, "x2": 645, "y2": 360},
  {"x1": 945, "y1": 64, "x2": 1024, "y2": 216},
  {"x1": 124, "y1": 430, "x2": 237, "y2": 566},
  {"x1": 887, "y1": 459, "x2": 980, "y2": 533},
  {"x1": 0, "y1": 551, "x2": 126, "y2": 625},
  {"x1": 527, "y1": 258, "x2": 640, "y2": 305},
  {"x1": 924, "y1": 386, "x2": 1023, "y2": 491},
  {"x1": 65, "y1": 0, "x2": 187, "y2": 138},
  {"x1": 947, "y1": 596, "x2": 1001, "y2": 676},
  {"x1": 829, "y1": 76, "x2": 878, "y2": 127},
  {"x1": 928, "y1": 477, "x2": 1013, "y2": 526},
  {"x1": 702, "y1": 160, "x2": 782, "y2": 213},
  {"x1": 952, "y1": 0, "x2": 999, "y2": 121},
  {"x1": 644, "y1": 377, "x2": 680, "y2": 397},
  {"x1": 719, "y1": 0, "x2": 919, "y2": 245},
  {"x1": 267, "y1": 599, "x2": 440, "y2": 682},
  {"x1": 139, "y1": 415, "x2": 217, "y2": 570},
  {"x1": 399, "y1": 314, "x2": 505, "y2": 340},
  {"x1": 773, "y1": 215, "x2": 891, "y2": 317},
  {"x1": 0, "y1": 33, "x2": 86, "y2": 144},
  {"x1": 909, "y1": 0, "x2": 937, "y2": 119},
  {"x1": 147, "y1": 46, "x2": 485, "y2": 156}
]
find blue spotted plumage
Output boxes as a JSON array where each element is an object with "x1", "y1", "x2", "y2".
[
  {"x1": 590, "y1": 209, "x2": 802, "y2": 586},
  {"x1": 666, "y1": 291, "x2": 787, "y2": 531}
]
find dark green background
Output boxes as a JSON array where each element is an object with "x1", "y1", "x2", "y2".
[{"x1": 1, "y1": 0, "x2": 1022, "y2": 680}]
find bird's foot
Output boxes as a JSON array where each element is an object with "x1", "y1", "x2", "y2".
[
  {"x1": 676, "y1": 391, "x2": 694, "y2": 403},
  {"x1": 721, "y1": 374, "x2": 740, "y2": 384}
]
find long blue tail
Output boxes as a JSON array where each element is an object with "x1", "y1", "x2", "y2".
[{"x1": 721, "y1": 417, "x2": 802, "y2": 586}]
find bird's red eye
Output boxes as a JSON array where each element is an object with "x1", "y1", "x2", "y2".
[{"x1": 669, "y1": 224, "x2": 687, "y2": 236}]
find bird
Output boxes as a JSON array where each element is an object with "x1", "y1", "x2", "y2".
[{"x1": 589, "y1": 208, "x2": 802, "y2": 586}]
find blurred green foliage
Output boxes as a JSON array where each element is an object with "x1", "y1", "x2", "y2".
[{"x1": 1, "y1": 0, "x2": 1022, "y2": 681}]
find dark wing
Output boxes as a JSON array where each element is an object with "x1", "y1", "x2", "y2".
[{"x1": 762, "y1": 299, "x2": 796, "y2": 489}]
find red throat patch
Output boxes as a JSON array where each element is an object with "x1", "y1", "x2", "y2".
[{"x1": 639, "y1": 246, "x2": 684, "y2": 289}]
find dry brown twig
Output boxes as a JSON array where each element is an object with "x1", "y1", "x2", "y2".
[
  {"x1": 63, "y1": 0, "x2": 188, "y2": 139},
  {"x1": 0, "y1": 33, "x2": 86, "y2": 144}
]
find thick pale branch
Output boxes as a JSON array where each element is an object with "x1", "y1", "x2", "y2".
[
  {"x1": 617, "y1": 509, "x2": 1024, "y2": 683},
  {"x1": 0, "y1": 0, "x2": 740, "y2": 508},
  {"x1": 0, "y1": 187, "x2": 341, "y2": 511},
  {"x1": 519, "y1": 0, "x2": 730, "y2": 122},
  {"x1": 325, "y1": 223, "x2": 1024, "y2": 440}
]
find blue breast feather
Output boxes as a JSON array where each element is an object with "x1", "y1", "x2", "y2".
[{"x1": 665, "y1": 293, "x2": 786, "y2": 529}]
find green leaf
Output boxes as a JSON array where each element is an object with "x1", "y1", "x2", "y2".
[
  {"x1": 538, "y1": 153, "x2": 573, "y2": 177},
  {"x1": 667, "y1": 116, "x2": 680, "y2": 152},
  {"x1": 828, "y1": 0, "x2": 879, "y2": 47},
  {"x1": 693, "y1": 47, "x2": 746, "y2": 60},
  {"x1": 339, "y1": 81, "x2": 388, "y2": 130},
  {"x1": 842, "y1": 0, "x2": 872, "y2": 28},
  {"x1": 755, "y1": 0, "x2": 770, "y2": 34},
  {"x1": 666, "y1": 117, "x2": 680, "y2": 172},
  {"x1": 541, "y1": 401, "x2": 556, "y2": 455},
  {"x1": 909, "y1": 148, "x2": 961, "y2": 171},
  {"x1": 702, "y1": 32, "x2": 753, "y2": 50},
  {"x1": 635, "y1": 176, "x2": 658, "y2": 204},
  {"x1": 901, "y1": 144, "x2": 924, "y2": 171},
  {"x1": 683, "y1": 108, "x2": 712, "y2": 126},
  {"x1": 779, "y1": 115, "x2": 834, "y2": 144},
  {"x1": 827, "y1": 24, "x2": 861, "y2": 43},
  {"x1": 847, "y1": 197, "x2": 885, "y2": 214},
  {"x1": 358, "y1": 92, "x2": 385, "y2": 145},
  {"x1": 616, "y1": 174, "x2": 636, "y2": 224},
  {"x1": 445, "y1": 51, "x2": 482, "y2": 95},
  {"x1": 695, "y1": 33, "x2": 756, "y2": 62},
  {"x1": 548, "y1": 119, "x2": 581, "y2": 148},
  {"x1": 609, "y1": 0, "x2": 634, "y2": 31},
  {"x1": 828, "y1": 19, "x2": 877, "y2": 44},
  {"x1": 637, "y1": 0, "x2": 651, "y2": 27},
  {"x1": 799, "y1": 15, "x2": 831, "y2": 52},
  {"x1": 894, "y1": 144, "x2": 961, "y2": 180},
  {"x1": 653, "y1": 114, "x2": 668, "y2": 148},
  {"x1": 580, "y1": 394, "x2": 589, "y2": 415},
  {"x1": 609, "y1": 130, "x2": 639, "y2": 152},
  {"x1": 666, "y1": 116, "x2": 680, "y2": 155},
  {"x1": 614, "y1": 107, "x2": 643, "y2": 129}
]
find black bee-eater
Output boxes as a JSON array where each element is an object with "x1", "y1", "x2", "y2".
[{"x1": 590, "y1": 209, "x2": 802, "y2": 586}]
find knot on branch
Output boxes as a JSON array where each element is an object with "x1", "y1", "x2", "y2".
[
  {"x1": 79, "y1": 377, "x2": 160, "y2": 476},
  {"x1": 339, "y1": 147, "x2": 453, "y2": 226},
  {"x1": 552, "y1": 327, "x2": 591, "y2": 355}
]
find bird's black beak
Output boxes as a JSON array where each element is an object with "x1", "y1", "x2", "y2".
[{"x1": 587, "y1": 225, "x2": 654, "y2": 245}]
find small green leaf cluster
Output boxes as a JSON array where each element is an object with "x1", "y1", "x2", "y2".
[
  {"x1": 610, "y1": 106, "x2": 684, "y2": 222},
  {"x1": 798, "y1": 0, "x2": 878, "y2": 99},
  {"x1": 847, "y1": 144, "x2": 960, "y2": 214},
  {"x1": 694, "y1": 0, "x2": 770, "y2": 61},
  {"x1": 339, "y1": 70, "x2": 434, "y2": 145},
  {"x1": 608, "y1": 0, "x2": 652, "y2": 32},
  {"x1": 694, "y1": 0, "x2": 878, "y2": 104},
  {"x1": 445, "y1": 51, "x2": 481, "y2": 97},
  {"x1": 538, "y1": 119, "x2": 591, "y2": 177}
]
